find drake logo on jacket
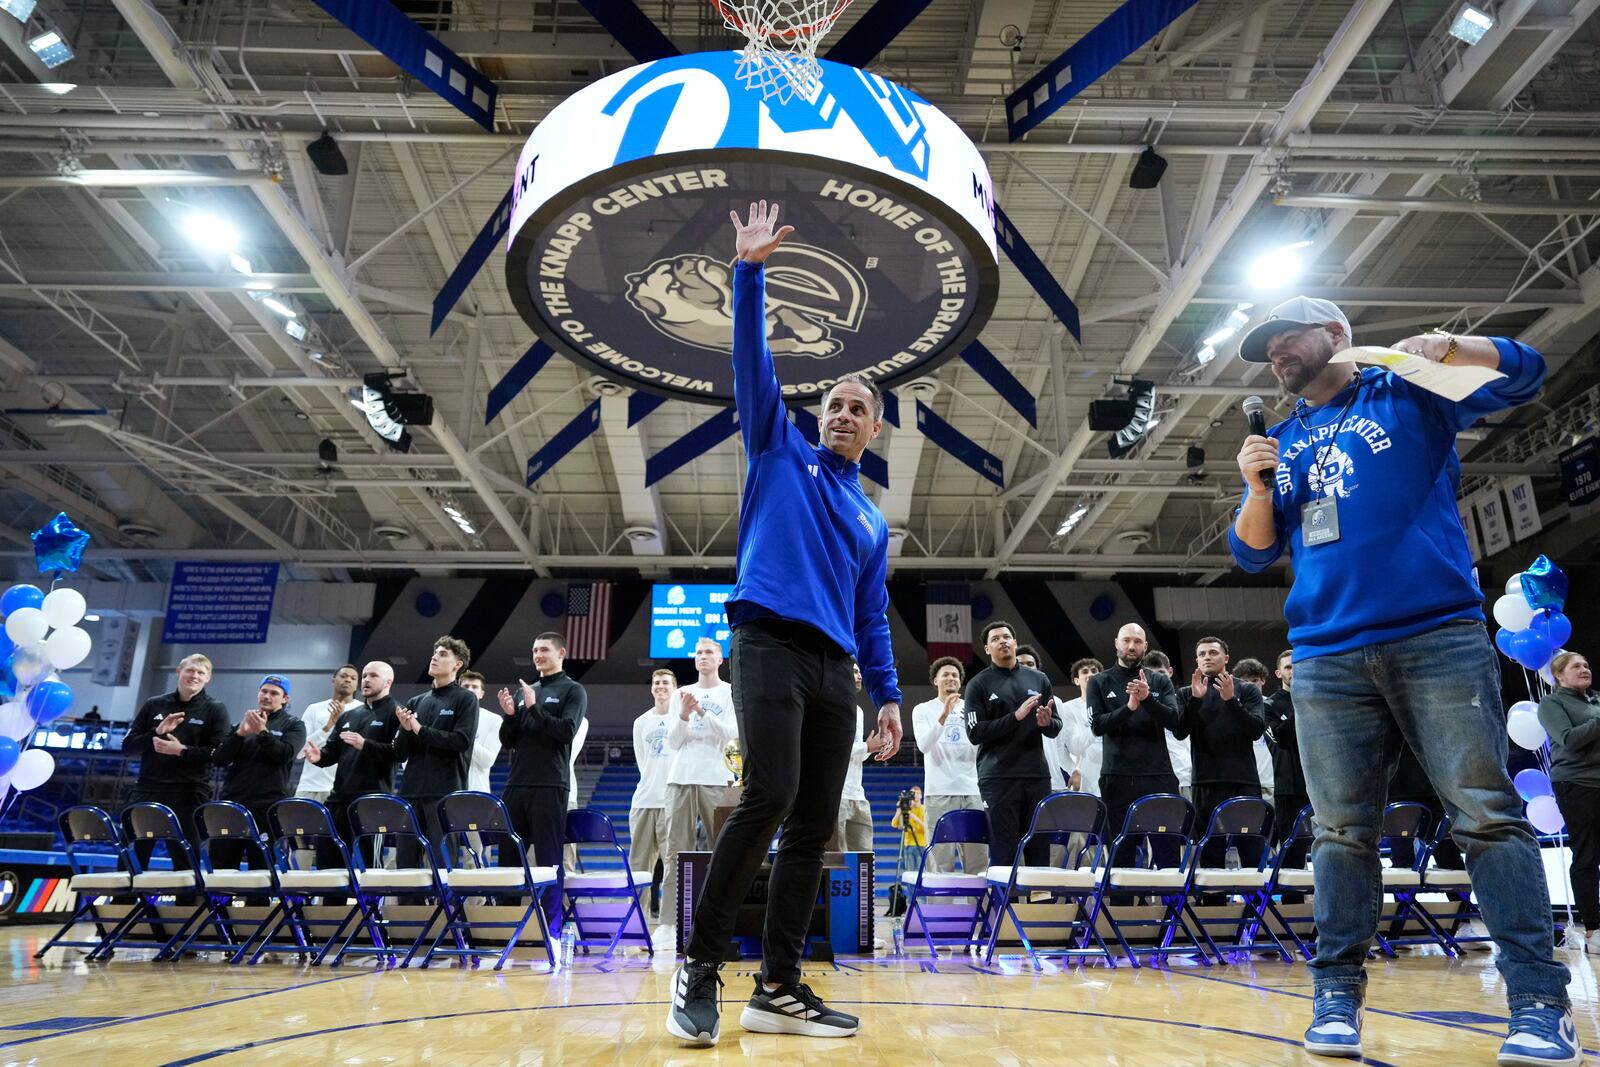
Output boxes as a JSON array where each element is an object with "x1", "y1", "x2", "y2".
[{"x1": 1277, "y1": 417, "x2": 1391, "y2": 499}]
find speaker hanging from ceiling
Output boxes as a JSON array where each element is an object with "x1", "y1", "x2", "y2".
[
  {"x1": 1105, "y1": 379, "x2": 1157, "y2": 459},
  {"x1": 1128, "y1": 146, "x2": 1169, "y2": 190}
]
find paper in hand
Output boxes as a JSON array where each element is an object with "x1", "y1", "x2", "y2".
[{"x1": 1331, "y1": 345, "x2": 1505, "y2": 403}]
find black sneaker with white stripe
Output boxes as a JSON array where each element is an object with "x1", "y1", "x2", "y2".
[
  {"x1": 739, "y1": 977, "x2": 859, "y2": 1038},
  {"x1": 666, "y1": 960, "x2": 723, "y2": 1046}
]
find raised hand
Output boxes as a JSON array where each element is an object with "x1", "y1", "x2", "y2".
[
  {"x1": 1191, "y1": 668, "x2": 1208, "y2": 700},
  {"x1": 679, "y1": 690, "x2": 701, "y2": 721},
  {"x1": 1013, "y1": 694, "x2": 1041, "y2": 722},
  {"x1": 938, "y1": 691, "x2": 960, "y2": 725},
  {"x1": 1217, "y1": 671, "x2": 1236, "y2": 701},
  {"x1": 156, "y1": 711, "x2": 185, "y2": 736},
  {"x1": 519, "y1": 678, "x2": 537, "y2": 708},
  {"x1": 1127, "y1": 671, "x2": 1150, "y2": 709},
  {"x1": 729, "y1": 199, "x2": 795, "y2": 264},
  {"x1": 397, "y1": 708, "x2": 420, "y2": 734}
]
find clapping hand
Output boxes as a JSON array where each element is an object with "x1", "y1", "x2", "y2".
[
  {"x1": 679, "y1": 690, "x2": 702, "y2": 721},
  {"x1": 1190, "y1": 668, "x2": 1208, "y2": 700},
  {"x1": 397, "y1": 708, "x2": 420, "y2": 734},
  {"x1": 518, "y1": 678, "x2": 536, "y2": 708},
  {"x1": 237, "y1": 708, "x2": 266, "y2": 736},
  {"x1": 339, "y1": 729, "x2": 365, "y2": 751},
  {"x1": 1034, "y1": 699, "x2": 1053, "y2": 727},
  {"x1": 496, "y1": 688, "x2": 518, "y2": 718},
  {"x1": 1127, "y1": 670, "x2": 1150, "y2": 708},
  {"x1": 1013, "y1": 694, "x2": 1041, "y2": 722},
  {"x1": 152, "y1": 734, "x2": 184, "y2": 755},
  {"x1": 155, "y1": 711, "x2": 185, "y2": 736},
  {"x1": 1216, "y1": 671, "x2": 1236, "y2": 701}
]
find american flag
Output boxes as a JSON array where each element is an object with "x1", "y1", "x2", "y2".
[{"x1": 564, "y1": 581, "x2": 614, "y2": 661}]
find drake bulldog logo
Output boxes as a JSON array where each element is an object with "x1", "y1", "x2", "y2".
[{"x1": 624, "y1": 244, "x2": 866, "y2": 359}]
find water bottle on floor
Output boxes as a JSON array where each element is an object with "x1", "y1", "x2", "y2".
[
  {"x1": 559, "y1": 922, "x2": 577, "y2": 968},
  {"x1": 891, "y1": 916, "x2": 904, "y2": 956}
]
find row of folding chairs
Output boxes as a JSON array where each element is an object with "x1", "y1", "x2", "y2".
[
  {"x1": 898, "y1": 792, "x2": 1483, "y2": 972},
  {"x1": 35, "y1": 792, "x2": 654, "y2": 970}
]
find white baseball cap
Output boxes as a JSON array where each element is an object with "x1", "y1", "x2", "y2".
[{"x1": 1238, "y1": 296, "x2": 1353, "y2": 363}]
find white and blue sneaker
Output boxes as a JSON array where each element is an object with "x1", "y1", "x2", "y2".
[
  {"x1": 1498, "y1": 1002, "x2": 1581, "y2": 1066},
  {"x1": 1304, "y1": 989, "x2": 1364, "y2": 1057}
]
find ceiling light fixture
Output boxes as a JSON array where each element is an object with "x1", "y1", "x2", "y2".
[
  {"x1": 182, "y1": 211, "x2": 239, "y2": 253},
  {"x1": 1246, "y1": 239, "x2": 1313, "y2": 292},
  {"x1": 1202, "y1": 327, "x2": 1237, "y2": 347},
  {"x1": 38, "y1": 82, "x2": 75, "y2": 94},
  {"x1": 27, "y1": 29, "x2": 72, "y2": 69},
  {"x1": 1055, "y1": 502, "x2": 1090, "y2": 538},
  {"x1": 0, "y1": 0, "x2": 38, "y2": 20},
  {"x1": 261, "y1": 297, "x2": 297, "y2": 318},
  {"x1": 1196, "y1": 344, "x2": 1217, "y2": 366},
  {"x1": 1448, "y1": 4, "x2": 1494, "y2": 45}
]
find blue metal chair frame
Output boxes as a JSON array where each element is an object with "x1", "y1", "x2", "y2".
[
  {"x1": 560, "y1": 807, "x2": 653, "y2": 960},
  {"x1": 338, "y1": 794, "x2": 453, "y2": 968},
  {"x1": 1179, "y1": 796, "x2": 1292, "y2": 964},
  {"x1": 266, "y1": 797, "x2": 380, "y2": 967},
  {"x1": 1260, "y1": 804, "x2": 1318, "y2": 961},
  {"x1": 33, "y1": 805, "x2": 133, "y2": 959},
  {"x1": 1095, "y1": 794, "x2": 1207, "y2": 968},
  {"x1": 94, "y1": 803, "x2": 204, "y2": 962},
  {"x1": 901, "y1": 808, "x2": 992, "y2": 956}
]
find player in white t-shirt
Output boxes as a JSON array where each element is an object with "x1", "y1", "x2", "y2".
[
  {"x1": 911, "y1": 656, "x2": 986, "y2": 873},
  {"x1": 661, "y1": 637, "x2": 737, "y2": 928},
  {"x1": 631, "y1": 669, "x2": 676, "y2": 922},
  {"x1": 294, "y1": 664, "x2": 360, "y2": 802},
  {"x1": 1142, "y1": 651, "x2": 1193, "y2": 800},
  {"x1": 830, "y1": 663, "x2": 885, "y2": 853},
  {"x1": 1060, "y1": 658, "x2": 1106, "y2": 797},
  {"x1": 458, "y1": 671, "x2": 503, "y2": 793},
  {"x1": 1016, "y1": 646, "x2": 1067, "y2": 792}
]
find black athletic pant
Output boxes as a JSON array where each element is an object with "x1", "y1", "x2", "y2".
[
  {"x1": 979, "y1": 775, "x2": 1052, "y2": 869},
  {"x1": 501, "y1": 784, "x2": 566, "y2": 924},
  {"x1": 128, "y1": 787, "x2": 203, "y2": 871},
  {"x1": 1273, "y1": 792, "x2": 1311, "y2": 845},
  {"x1": 1098, "y1": 773, "x2": 1181, "y2": 868},
  {"x1": 1192, "y1": 783, "x2": 1266, "y2": 870},
  {"x1": 1555, "y1": 781, "x2": 1600, "y2": 931},
  {"x1": 685, "y1": 618, "x2": 856, "y2": 986},
  {"x1": 395, "y1": 794, "x2": 446, "y2": 868}
]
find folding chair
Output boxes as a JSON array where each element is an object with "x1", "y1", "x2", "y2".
[
  {"x1": 1261, "y1": 805, "x2": 1318, "y2": 961},
  {"x1": 418, "y1": 791, "x2": 559, "y2": 969},
  {"x1": 560, "y1": 808, "x2": 653, "y2": 959},
  {"x1": 167, "y1": 801, "x2": 292, "y2": 964},
  {"x1": 981, "y1": 792, "x2": 1117, "y2": 970},
  {"x1": 34, "y1": 805, "x2": 133, "y2": 959},
  {"x1": 1374, "y1": 801, "x2": 1451, "y2": 955},
  {"x1": 1415, "y1": 814, "x2": 1487, "y2": 954},
  {"x1": 1096, "y1": 794, "x2": 1207, "y2": 968},
  {"x1": 267, "y1": 797, "x2": 377, "y2": 966},
  {"x1": 95, "y1": 802, "x2": 205, "y2": 962},
  {"x1": 1181, "y1": 797, "x2": 1292, "y2": 964},
  {"x1": 339, "y1": 794, "x2": 451, "y2": 968},
  {"x1": 900, "y1": 808, "x2": 991, "y2": 956}
]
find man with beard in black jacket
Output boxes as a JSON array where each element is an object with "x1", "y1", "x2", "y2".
[
  {"x1": 1180, "y1": 637, "x2": 1267, "y2": 869},
  {"x1": 1087, "y1": 623, "x2": 1183, "y2": 866},
  {"x1": 211, "y1": 674, "x2": 305, "y2": 870},
  {"x1": 496, "y1": 631, "x2": 587, "y2": 923},
  {"x1": 122, "y1": 653, "x2": 232, "y2": 870},
  {"x1": 393, "y1": 635, "x2": 478, "y2": 866},
  {"x1": 964, "y1": 620, "x2": 1060, "y2": 869},
  {"x1": 304, "y1": 661, "x2": 402, "y2": 869},
  {"x1": 1264, "y1": 649, "x2": 1310, "y2": 843}
]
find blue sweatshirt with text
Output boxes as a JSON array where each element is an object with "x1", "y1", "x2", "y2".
[
  {"x1": 1228, "y1": 338, "x2": 1545, "y2": 659},
  {"x1": 727, "y1": 261, "x2": 902, "y2": 708}
]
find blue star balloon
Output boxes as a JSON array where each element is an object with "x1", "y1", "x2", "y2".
[
  {"x1": 1520, "y1": 554, "x2": 1568, "y2": 613},
  {"x1": 31, "y1": 512, "x2": 91, "y2": 574}
]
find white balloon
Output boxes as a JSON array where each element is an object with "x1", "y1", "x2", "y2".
[
  {"x1": 4, "y1": 606, "x2": 47, "y2": 646},
  {"x1": 1506, "y1": 574, "x2": 1525, "y2": 597},
  {"x1": 1527, "y1": 794, "x2": 1566, "y2": 835},
  {"x1": 10, "y1": 642, "x2": 49, "y2": 686},
  {"x1": 0, "y1": 700, "x2": 31, "y2": 741},
  {"x1": 1508, "y1": 700, "x2": 1540, "y2": 718},
  {"x1": 1493, "y1": 594, "x2": 1537, "y2": 632},
  {"x1": 44, "y1": 625, "x2": 91, "y2": 671},
  {"x1": 1541, "y1": 649, "x2": 1571, "y2": 688},
  {"x1": 40, "y1": 587, "x2": 87, "y2": 630},
  {"x1": 1507, "y1": 709, "x2": 1548, "y2": 751},
  {"x1": 9, "y1": 747, "x2": 53, "y2": 790}
]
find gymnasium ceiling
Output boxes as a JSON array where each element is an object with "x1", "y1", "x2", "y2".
[{"x1": 1, "y1": 0, "x2": 1598, "y2": 584}]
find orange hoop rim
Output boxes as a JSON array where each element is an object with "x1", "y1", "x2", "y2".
[{"x1": 709, "y1": 0, "x2": 856, "y2": 43}]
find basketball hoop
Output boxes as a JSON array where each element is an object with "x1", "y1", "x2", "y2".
[{"x1": 710, "y1": 0, "x2": 855, "y2": 103}]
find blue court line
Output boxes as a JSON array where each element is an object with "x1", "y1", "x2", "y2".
[
  {"x1": 0, "y1": 970, "x2": 375, "y2": 1051},
  {"x1": 1168, "y1": 968, "x2": 1600, "y2": 1056},
  {"x1": 151, "y1": 999, "x2": 1406, "y2": 1066}
]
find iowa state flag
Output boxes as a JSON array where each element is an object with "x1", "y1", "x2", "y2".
[{"x1": 925, "y1": 583, "x2": 971, "y2": 663}]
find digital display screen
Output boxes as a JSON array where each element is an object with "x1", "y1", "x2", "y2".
[{"x1": 650, "y1": 583, "x2": 734, "y2": 658}]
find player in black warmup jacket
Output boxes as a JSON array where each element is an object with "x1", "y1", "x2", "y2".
[
  {"x1": 211, "y1": 674, "x2": 305, "y2": 870},
  {"x1": 393, "y1": 636, "x2": 478, "y2": 866},
  {"x1": 122, "y1": 653, "x2": 232, "y2": 870},
  {"x1": 964, "y1": 620, "x2": 1062, "y2": 868},
  {"x1": 495, "y1": 631, "x2": 587, "y2": 922},
  {"x1": 1179, "y1": 637, "x2": 1267, "y2": 869},
  {"x1": 304, "y1": 661, "x2": 402, "y2": 869},
  {"x1": 1086, "y1": 623, "x2": 1183, "y2": 866}
]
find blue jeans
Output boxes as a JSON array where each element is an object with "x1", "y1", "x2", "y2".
[{"x1": 1295, "y1": 619, "x2": 1570, "y2": 1008}]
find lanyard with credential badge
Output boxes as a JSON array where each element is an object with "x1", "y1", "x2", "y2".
[{"x1": 1292, "y1": 371, "x2": 1363, "y2": 546}]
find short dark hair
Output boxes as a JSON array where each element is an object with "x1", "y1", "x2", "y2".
[
  {"x1": 824, "y1": 373, "x2": 884, "y2": 420},
  {"x1": 534, "y1": 631, "x2": 566, "y2": 651},
  {"x1": 1277, "y1": 649, "x2": 1293, "y2": 666},
  {"x1": 459, "y1": 669, "x2": 486, "y2": 687},
  {"x1": 1196, "y1": 635, "x2": 1229, "y2": 655},
  {"x1": 1233, "y1": 658, "x2": 1269, "y2": 683},
  {"x1": 1142, "y1": 650, "x2": 1171, "y2": 670},
  {"x1": 981, "y1": 620, "x2": 1015, "y2": 645},
  {"x1": 929, "y1": 656, "x2": 964, "y2": 685},
  {"x1": 1070, "y1": 658, "x2": 1103, "y2": 677},
  {"x1": 433, "y1": 634, "x2": 471, "y2": 670},
  {"x1": 1015, "y1": 643, "x2": 1039, "y2": 661},
  {"x1": 335, "y1": 663, "x2": 359, "y2": 676}
]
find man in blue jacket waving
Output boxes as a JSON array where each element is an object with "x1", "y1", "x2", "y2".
[
  {"x1": 667, "y1": 200, "x2": 903, "y2": 1048},
  {"x1": 1230, "y1": 297, "x2": 1573, "y2": 1066}
]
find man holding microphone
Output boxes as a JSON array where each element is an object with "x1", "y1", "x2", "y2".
[{"x1": 1230, "y1": 297, "x2": 1572, "y2": 1065}]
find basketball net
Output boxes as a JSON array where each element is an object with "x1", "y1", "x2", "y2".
[{"x1": 711, "y1": 0, "x2": 855, "y2": 104}]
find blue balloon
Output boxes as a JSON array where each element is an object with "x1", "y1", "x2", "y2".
[
  {"x1": 25, "y1": 678, "x2": 72, "y2": 724},
  {"x1": 1532, "y1": 610, "x2": 1573, "y2": 650},
  {"x1": 1511, "y1": 628, "x2": 1554, "y2": 671},
  {"x1": 1495, "y1": 627, "x2": 1517, "y2": 659},
  {"x1": 0, "y1": 735, "x2": 17, "y2": 777},
  {"x1": 0, "y1": 584, "x2": 42, "y2": 616},
  {"x1": 1514, "y1": 767, "x2": 1554, "y2": 801},
  {"x1": 1520, "y1": 555, "x2": 1568, "y2": 613},
  {"x1": 30, "y1": 512, "x2": 91, "y2": 574}
]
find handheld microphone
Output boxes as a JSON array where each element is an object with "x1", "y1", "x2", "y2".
[{"x1": 1241, "y1": 395, "x2": 1273, "y2": 491}]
